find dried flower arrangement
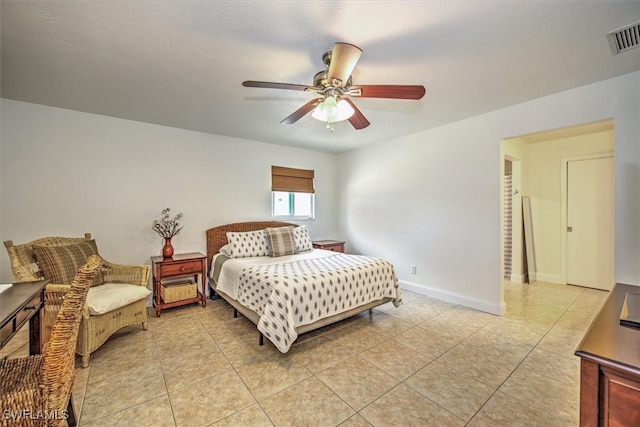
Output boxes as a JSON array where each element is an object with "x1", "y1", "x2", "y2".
[{"x1": 152, "y1": 208, "x2": 183, "y2": 239}]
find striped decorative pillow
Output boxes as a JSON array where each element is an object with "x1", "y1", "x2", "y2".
[
  {"x1": 33, "y1": 240, "x2": 104, "y2": 286},
  {"x1": 265, "y1": 227, "x2": 298, "y2": 257}
]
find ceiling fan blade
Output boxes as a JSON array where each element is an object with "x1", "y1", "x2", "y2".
[
  {"x1": 348, "y1": 85, "x2": 426, "y2": 100},
  {"x1": 342, "y1": 98, "x2": 370, "y2": 130},
  {"x1": 243, "y1": 81, "x2": 313, "y2": 92},
  {"x1": 281, "y1": 98, "x2": 321, "y2": 125},
  {"x1": 327, "y1": 42, "x2": 362, "y2": 87}
]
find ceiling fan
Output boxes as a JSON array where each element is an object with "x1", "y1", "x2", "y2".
[{"x1": 242, "y1": 42, "x2": 426, "y2": 132}]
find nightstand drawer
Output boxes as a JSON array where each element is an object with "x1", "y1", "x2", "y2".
[{"x1": 159, "y1": 260, "x2": 202, "y2": 277}]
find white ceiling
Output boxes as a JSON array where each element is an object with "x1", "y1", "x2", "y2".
[{"x1": 1, "y1": 1, "x2": 639, "y2": 153}]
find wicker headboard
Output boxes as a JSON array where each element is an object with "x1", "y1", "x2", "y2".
[{"x1": 205, "y1": 221, "x2": 298, "y2": 267}]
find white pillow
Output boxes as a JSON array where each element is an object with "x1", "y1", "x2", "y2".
[
  {"x1": 87, "y1": 283, "x2": 151, "y2": 315},
  {"x1": 293, "y1": 225, "x2": 313, "y2": 252},
  {"x1": 226, "y1": 230, "x2": 270, "y2": 258},
  {"x1": 219, "y1": 244, "x2": 232, "y2": 257}
]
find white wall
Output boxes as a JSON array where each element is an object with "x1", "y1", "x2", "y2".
[
  {"x1": 0, "y1": 100, "x2": 339, "y2": 283},
  {"x1": 338, "y1": 72, "x2": 640, "y2": 315}
]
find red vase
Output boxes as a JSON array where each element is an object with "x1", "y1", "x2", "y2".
[{"x1": 162, "y1": 238, "x2": 174, "y2": 259}]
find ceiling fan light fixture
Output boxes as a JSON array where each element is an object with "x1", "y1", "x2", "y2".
[
  {"x1": 311, "y1": 96, "x2": 354, "y2": 125},
  {"x1": 337, "y1": 99, "x2": 355, "y2": 120}
]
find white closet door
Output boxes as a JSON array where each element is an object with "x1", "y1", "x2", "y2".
[{"x1": 566, "y1": 156, "x2": 614, "y2": 290}]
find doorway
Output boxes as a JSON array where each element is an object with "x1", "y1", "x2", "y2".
[{"x1": 501, "y1": 119, "x2": 614, "y2": 290}]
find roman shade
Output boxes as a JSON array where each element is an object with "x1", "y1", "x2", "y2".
[{"x1": 271, "y1": 166, "x2": 315, "y2": 193}]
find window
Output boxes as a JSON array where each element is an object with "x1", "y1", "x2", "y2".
[
  {"x1": 271, "y1": 166, "x2": 315, "y2": 220},
  {"x1": 272, "y1": 191, "x2": 315, "y2": 219}
]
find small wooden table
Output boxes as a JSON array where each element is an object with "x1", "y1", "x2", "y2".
[
  {"x1": 0, "y1": 279, "x2": 47, "y2": 354},
  {"x1": 312, "y1": 240, "x2": 345, "y2": 253},
  {"x1": 575, "y1": 283, "x2": 640, "y2": 426},
  {"x1": 151, "y1": 252, "x2": 207, "y2": 317}
]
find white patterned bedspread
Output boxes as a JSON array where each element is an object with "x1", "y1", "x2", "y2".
[{"x1": 212, "y1": 250, "x2": 402, "y2": 352}]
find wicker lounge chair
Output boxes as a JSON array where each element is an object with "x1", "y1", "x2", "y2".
[
  {"x1": 4, "y1": 234, "x2": 150, "y2": 368},
  {"x1": 0, "y1": 255, "x2": 102, "y2": 427}
]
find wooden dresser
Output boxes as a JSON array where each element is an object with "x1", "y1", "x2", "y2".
[{"x1": 575, "y1": 283, "x2": 640, "y2": 427}]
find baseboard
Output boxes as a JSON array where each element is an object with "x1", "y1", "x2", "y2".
[
  {"x1": 534, "y1": 273, "x2": 564, "y2": 284},
  {"x1": 509, "y1": 273, "x2": 525, "y2": 284},
  {"x1": 399, "y1": 280, "x2": 505, "y2": 316}
]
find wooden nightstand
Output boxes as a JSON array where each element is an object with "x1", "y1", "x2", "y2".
[
  {"x1": 312, "y1": 240, "x2": 345, "y2": 253},
  {"x1": 151, "y1": 252, "x2": 207, "y2": 317}
]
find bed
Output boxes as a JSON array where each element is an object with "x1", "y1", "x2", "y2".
[{"x1": 206, "y1": 221, "x2": 403, "y2": 352}]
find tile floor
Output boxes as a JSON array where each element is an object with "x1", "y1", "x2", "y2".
[{"x1": 0, "y1": 280, "x2": 608, "y2": 426}]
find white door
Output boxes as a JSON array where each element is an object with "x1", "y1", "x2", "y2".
[{"x1": 566, "y1": 156, "x2": 614, "y2": 290}]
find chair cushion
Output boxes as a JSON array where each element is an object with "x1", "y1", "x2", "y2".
[
  {"x1": 86, "y1": 283, "x2": 151, "y2": 315},
  {"x1": 33, "y1": 240, "x2": 104, "y2": 286},
  {"x1": 265, "y1": 226, "x2": 298, "y2": 257}
]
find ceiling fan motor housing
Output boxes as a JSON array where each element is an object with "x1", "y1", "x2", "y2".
[{"x1": 313, "y1": 70, "x2": 352, "y2": 89}]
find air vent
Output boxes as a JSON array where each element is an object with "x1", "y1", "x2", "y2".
[{"x1": 607, "y1": 21, "x2": 640, "y2": 55}]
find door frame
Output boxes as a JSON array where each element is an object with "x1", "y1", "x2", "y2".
[{"x1": 560, "y1": 152, "x2": 614, "y2": 284}]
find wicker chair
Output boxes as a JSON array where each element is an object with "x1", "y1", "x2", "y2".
[
  {"x1": 4, "y1": 234, "x2": 150, "y2": 368},
  {"x1": 0, "y1": 255, "x2": 102, "y2": 427}
]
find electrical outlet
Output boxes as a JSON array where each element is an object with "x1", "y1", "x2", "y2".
[{"x1": 411, "y1": 265, "x2": 417, "y2": 275}]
